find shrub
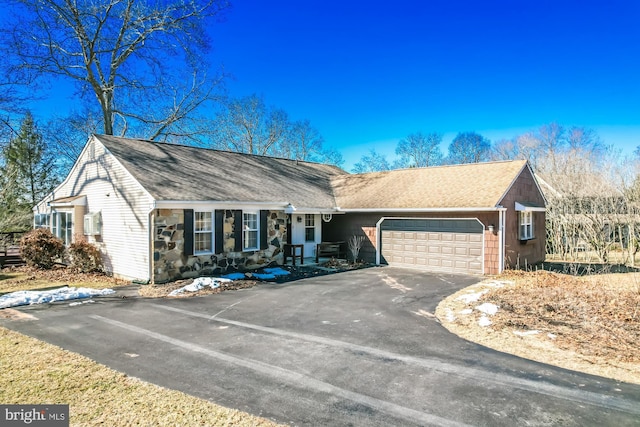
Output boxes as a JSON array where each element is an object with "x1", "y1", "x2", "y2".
[
  {"x1": 20, "y1": 228, "x2": 65, "y2": 269},
  {"x1": 69, "y1": 238, "x2": 103, "y2": 273}
]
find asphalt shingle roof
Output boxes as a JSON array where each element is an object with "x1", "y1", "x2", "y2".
[
  {"x1": 331, "y1": 160, "x2": 528, "y2": 209},
  {"x1": 95, "y1": 135, "x2": 346, "y2": 208},
  {"x1": 95, "y1": 135, "x2": 529, "y2": 211}
]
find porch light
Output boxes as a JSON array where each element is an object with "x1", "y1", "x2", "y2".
[{"x1": 284, "y1": 203, "x2": 296, "y2": 214}]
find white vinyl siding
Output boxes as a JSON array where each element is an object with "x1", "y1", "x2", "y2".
[{"x1": 34, "y1": 137, "x2": 153, "y2": 282}]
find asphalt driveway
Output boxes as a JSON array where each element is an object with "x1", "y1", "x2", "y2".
[{"x1": 2, "y1": 266, "x2": 640, "y2": 426}]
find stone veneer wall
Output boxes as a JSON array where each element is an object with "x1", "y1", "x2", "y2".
[{"x1": 153, "y1": 209, "x2": 288, "y2": 283}]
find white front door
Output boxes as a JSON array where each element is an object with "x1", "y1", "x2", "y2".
[{"x1": 291, "y1": 214, "x2": 321, "y2": 258}]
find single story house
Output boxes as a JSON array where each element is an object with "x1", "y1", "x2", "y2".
[{"x1": 34, "y1": 135, "x2": 546, "y2": 282}]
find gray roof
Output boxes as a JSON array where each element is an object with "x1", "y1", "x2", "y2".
[{"x1": 95, "y1": 134, "x2": 346, "y2": 208}]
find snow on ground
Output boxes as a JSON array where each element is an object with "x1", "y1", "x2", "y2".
[
  {"x1": 0, "y1": 286, "x2": 115, "y2": 309},
  {"x1": 456, "y1": 289, "x2": 489, "y2": 304},
  {"x1": 478, "y1": 315, "x2": 492, "y2": 327},
  {"x1": 475, "y1": 302, "x2": 499, "y2": 316},
  {"x1": 169, "y1": 268, "x2": 293, "y2": 297},
  {"x1": 168, "y1": 277, "x2": 230, "y2": 296}
]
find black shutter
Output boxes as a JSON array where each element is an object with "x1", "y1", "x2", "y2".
[
  {"x1": 214, "y1": 210, "x2": 224, "y2": 254},
  {"x1": 260, "y1": 210, "x2": 269, "y2": 250},
  {"x1": 183, "y1": 209, "x2": 194, "y2": 256},
  {"x1": 233, "y1": 210, "x2": 243, "y2": 252},
  {"x1": 286, "y1": 215, "x2": 292, "y2": 244}
]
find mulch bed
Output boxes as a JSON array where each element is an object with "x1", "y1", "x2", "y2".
[{"x1": 139, "y1": 260, "x2": 370, "y2": 299}]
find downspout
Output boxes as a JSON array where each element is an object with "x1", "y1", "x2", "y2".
[
  {"x1": 498, "y1": 207, "x2": 506, "y2": 273},
  {"x1": 375, "y1": 217, "x2": 385, "y2": 265},
  {"x1": 147, "y1": 201, "x2": 156, "y2": 284}
]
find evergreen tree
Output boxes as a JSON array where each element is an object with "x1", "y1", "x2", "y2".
[{"x1": 0, "y1": 113, "x2": 58, "y2": 231}]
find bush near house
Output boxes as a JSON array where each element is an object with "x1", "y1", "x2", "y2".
[
  {"x1": 19, "y1": 228, "x2": 65, "y2": 269},
  {"x1": 69, "y1": 238, "x2": 103, "y2": 273}
]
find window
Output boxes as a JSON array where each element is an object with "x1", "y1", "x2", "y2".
[
  {"x1": 194, "y1": 211, "x2": 213, "y2": 254},
  {"x1": 519, "y1": 211, "x2": 534, "y2": 240},
  {"x1": 52, "y1": 211, "x2": 73, "y2": 245},
  {"x1": 305, "y1": 214, "x2": 315, "y2": 242},
  {"x1": 34, "y1": 213, "x2": 50, "y2": 229},
  {"x1": 243, "y1": 212, "x2": 259, "y2": 250}
]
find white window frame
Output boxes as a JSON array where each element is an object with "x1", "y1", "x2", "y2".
[
  {"x1": 52, "y1": 211, "x2": 73, "y2": 246},
  {"x1": 305, "y1": 214, "x2": 315, "y2": 242},
  {"x1": 243, "y1": 211, "x2": 259, "y2": 251},
  {"x1": 34, "y1": 213, "x2": 50, "y2": 229},
  {"x1": 194, "y1": 211, "x2": 213, "y2": 254},
  {"x1": 519, "y1": 211, "x2": 534, "y2": 240}
]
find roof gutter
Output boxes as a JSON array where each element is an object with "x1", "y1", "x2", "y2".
[
  {"x1": 153, "y1": 200, "x2": 344, "y2": 214},
  {"x1": 337, "y1": 207, "x2": 503, "y2": 213}
]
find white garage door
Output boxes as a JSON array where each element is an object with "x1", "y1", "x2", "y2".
[{"x1": 380, "y1": 218, "x2": 484, "y2": 275}]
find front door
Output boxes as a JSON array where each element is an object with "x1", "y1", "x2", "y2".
[{"x1": 291, "y1": 214, "x2": 321, "y2": 258}]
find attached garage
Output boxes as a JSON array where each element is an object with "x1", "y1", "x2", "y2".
[{"x1": 379, "y1": 218, "x2": 484, "y2": 275}]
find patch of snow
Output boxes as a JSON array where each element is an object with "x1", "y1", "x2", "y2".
[
  {"x1": 478, "y1": 315, "x2": 492, "y2": 327},
  {"x1": 475, "y1": 302, "x2": 499, "y2": 316},
  {"x1": 0, "y1": 286, "x2": 115, "y2": 309},
  {"x1": 459, "y1": 309, "x2": 473, "y2": 315},
  {"x1": 513, "y1": 330, "x2": 540, "y2": 337},
  {"x1": 168, "y1": 277, "x2": 231, "y2": 297},
  {"x1": 445, "y1": 308, "x2": 456, "y2": 322},
  {"x1": 456, "y1": 289, "x2": 488, "y2": 304},
  {"x1": 69, "y1": 299, "x2": 95, "y2": 307},
  {"x1": 547, "y1": 333, "x2": 557, "y2": 340}
]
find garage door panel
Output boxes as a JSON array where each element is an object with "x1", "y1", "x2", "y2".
[
  {"x1": 381, "y1": 219, "x2": 483, "y2": 275},
  {"x1": 469, "y1": 247, "x2": 482, "y2": 256}
]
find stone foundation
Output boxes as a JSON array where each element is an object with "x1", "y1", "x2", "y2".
[{"x1": 153, "y1": 209, "x2": 288, "y2": 283}]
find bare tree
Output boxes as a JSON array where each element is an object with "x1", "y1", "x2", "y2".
[
  {"x1": 3, "y1": 0, "x2": 229, "y2": 138},
  {"x1": 352, "y1": 149, "x2": 391, "y2": 173},
  {"x1": 395, "y1": 132, "x2": 443, "y2": 168},
  {"x1": 446, "y1": 132, "x2": 491, "y2": 164},
  {"x1": 212, "y1": 94, "x2": 343, "y2": 166},
  {"x1": 212, "y1": 95, "x2": 290, "y2": 156},
  {"x1": 348, "y1": 235, "x2": 365, "y2": 262}
]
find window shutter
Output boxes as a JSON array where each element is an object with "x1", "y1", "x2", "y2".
[
  {"x1": 214, "y1": 210, "x2": 224, "y2": 254},
  {"x1": 260, "y1": 210, "x2": 269, "y2": 250},
  {"x1": 183, "y1": 209, "x2": 194, "y2": 256},
  {"x1": 233, "y1": 210, "x2": 243, "y2": 252}
]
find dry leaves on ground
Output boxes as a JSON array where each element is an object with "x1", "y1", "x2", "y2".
[
  {"x1": 436, "y1": 270, "x2": 640, "y2": 384},
  {"x1": 487, "y1": 270, "x2": 640, "y2": 363},
  {"x1": 0, "y1": 265, "x2": 128, "y2": 294}
]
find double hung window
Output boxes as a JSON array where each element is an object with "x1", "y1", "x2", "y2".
[
  {"x1": 243, "y1": 212, "x2": 259, "y2": 250},
  {"x1": 519, "y1": 211, "x2": 534, "y2": 240},
  {"x1": 194, "y1": 211, "x2": 213, "y2": 254}
]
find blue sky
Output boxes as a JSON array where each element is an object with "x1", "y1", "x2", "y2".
[{"x1": 207, "y1": 0, "x2": 640, "y2": 168}]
